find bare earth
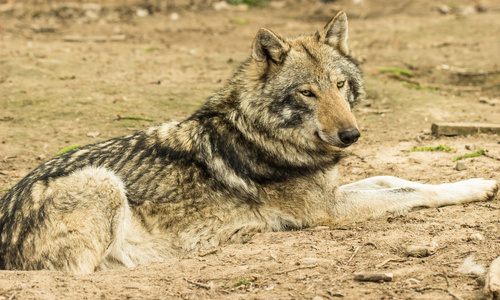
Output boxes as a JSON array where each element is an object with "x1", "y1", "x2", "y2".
[{"x1": 1, "y1": 0, "x2": 500, "y2": 299}]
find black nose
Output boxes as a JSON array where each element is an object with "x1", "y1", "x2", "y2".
[{"x1": 338, "y1": 128, "x2": 360, "y2": 145}]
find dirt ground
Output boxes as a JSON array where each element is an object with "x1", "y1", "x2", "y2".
[{"x1": 1, "y1": 0, "x2": 500, "y2": 298}]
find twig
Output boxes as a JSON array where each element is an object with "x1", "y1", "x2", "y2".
[
  {"x1": 346, "y1": 246, "x2": 361, "y2": 265},
  {"x1": 415, "y1": 287, "x2": 463, "y2": 300},
  {"x1": 484, "y1": 153, "x2": 500, "y2": 161},
  {"x1": 183, "y1": 278, "x2": 212, "y2": 290},
  {"x1": 273, "y1": 264, "x2": 318, "y2": 275},
  {"x1": 116, "y1": 115, "x2": 154, "y2": 122},
  {"x1": 437, "y1": 273, "x2": 451, "y2": 288},
  {"x1": 376, "y1": 258, "x2": 407, "y2": 268}
]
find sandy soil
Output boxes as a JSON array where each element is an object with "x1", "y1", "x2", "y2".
[{"x1": 1, "y1": 0, "x2": 500, "y2": 298}]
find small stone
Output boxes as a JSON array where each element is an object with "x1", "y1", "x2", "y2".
[
  {"x1": 460, "y1": 5, "x2": 476, "y2": 16},
  {"x1": 439, "y1": 4, "x2": 450, "y2": 14},
  {"x1": 268, "y1": 252, "x2": 277, "y2": 260},
  {"x1": 136, "y1": 8, "x2": 149, "y2": 17},
  {"x1": 470, "y1": 233, "x2": 484, "y2": 242},
  {"x1": 456, "y1": 161, "x2": 467, "y2": 171},
  {"x1": 170, "y1": 12, "x2": 179, "y2": 21},
  {"x1": 406, "y1": 242, "x2": 438, "y2": 257}
]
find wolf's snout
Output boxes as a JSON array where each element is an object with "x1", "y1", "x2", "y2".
[{"x1": 338, "y1": 128, "x2": 360, "y2": 145}]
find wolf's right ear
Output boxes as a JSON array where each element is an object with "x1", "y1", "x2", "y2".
[{"x1": 252, "y1": 28, "x2": 290, "y2": 66}]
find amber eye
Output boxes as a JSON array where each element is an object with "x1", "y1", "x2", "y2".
[
  {"x1": 300, "y1": 90, "x2": 314, "y2": 97},
  {"x1": 337, "y1": 81, "x2": 345, "y2": 88}
]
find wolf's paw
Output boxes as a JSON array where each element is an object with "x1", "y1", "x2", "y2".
[{"x1": 455, "y1": 178, "x2": 499, "y2": 202}]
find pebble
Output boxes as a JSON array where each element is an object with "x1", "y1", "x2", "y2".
[
  {"x1": 406, "y1": 242, "x2": 438, "y2": 257},
  {"x1": 470, "y1": 233, "x2": 484, "y2": 242},
  {"x1": 170, "y1": 12, "x2": 179, "y2": 21},
  {"x1": 456, "y1": 161, "x2": 467, "y2": 171}
]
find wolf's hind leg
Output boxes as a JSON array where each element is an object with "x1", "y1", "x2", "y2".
[
  {"x1": 9, "y1": 167, "x2": 128, "y2": 274},
  {"x1": 331, "y1": 177, "x2": 498, "y2": 224}
]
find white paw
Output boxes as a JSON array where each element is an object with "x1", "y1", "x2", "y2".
[{"x1": 448, "y1": 178, "x2": 499, "y2": 203}]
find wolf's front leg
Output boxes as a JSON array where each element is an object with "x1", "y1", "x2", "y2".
[{"x1": 331, "y1": 176, "x2": 498, "y2": 223}]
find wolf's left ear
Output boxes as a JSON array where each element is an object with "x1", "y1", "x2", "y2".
[
  {"x1": 317, "y1": 11, "x2": 349, "y2": 56},
  {"x1": 252, "y1": 28, "x2": 290, "y2": 66}
]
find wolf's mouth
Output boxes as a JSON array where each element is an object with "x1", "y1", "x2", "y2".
[{"x1": 315, "y1": 131, "x2": 350, "y2": 149}]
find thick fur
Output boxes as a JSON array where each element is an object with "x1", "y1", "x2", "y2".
[{"x1": 0, "y1": 12, "x2": 498, "y2": 274}]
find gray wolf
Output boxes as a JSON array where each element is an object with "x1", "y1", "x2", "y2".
[{"x1": 0, "y1": 12, "x2": 497, "y2": 274}]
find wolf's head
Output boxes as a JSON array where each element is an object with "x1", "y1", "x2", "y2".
[
  {"x1": 241, "y1": 11, "x2": 365, "y2": 150},
  {"x1": 185, "y1": 13, "x2": 366, "y2": 195}
]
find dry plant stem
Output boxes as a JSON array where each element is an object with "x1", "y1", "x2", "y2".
[
  {"x1": 346, "y1": 246, "x2": 361, "y2": 265},
  {"x1": 183, "y1": 278, "x2": 212, "y2": 290},
  {"x1": 376, "y1": 258, "x2": 407, "y2": 268},
  {"x1": 273, "y1": 264, "x2": 318, "y2": 275},
  {"x1": 416, "y1": 287, "x2": 463, "y2": 300}
]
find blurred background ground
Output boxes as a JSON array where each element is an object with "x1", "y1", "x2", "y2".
[{"x1": 1, "y1": 0, "x2": 500, "y2": 299}]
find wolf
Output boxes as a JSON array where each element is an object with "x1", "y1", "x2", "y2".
[{"x1": 0, "y1": 11, "x2": 498, "y2": 274}]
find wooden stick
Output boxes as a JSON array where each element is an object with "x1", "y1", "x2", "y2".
[{"x1": 432, "y1": 122, "x2": 500, "y2": 136}]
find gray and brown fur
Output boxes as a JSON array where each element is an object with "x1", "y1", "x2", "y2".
[{"x1": 0, "y1": 12, "x2": 498, "y2": 274}]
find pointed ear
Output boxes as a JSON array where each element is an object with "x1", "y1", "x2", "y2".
[
  {"x1": 317, "y1": 11, "x2": 349, "y2": 56},
  {"x1": 252, "y1": 28, "x2": 290, "y2": 65}
]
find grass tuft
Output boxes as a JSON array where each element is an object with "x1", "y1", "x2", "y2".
[
  {"x1": 56, "y1": 145, "x2": 80, "y2": 156},
  {"x1": 453, "y1": 149, "x2": 488, "y2": 162},
  {"x1": 233, "y1": 277, "x2": 256, "y2": 287},
  {"x1": 408, "y1": 145, "x2": 456, "y2": 152}
]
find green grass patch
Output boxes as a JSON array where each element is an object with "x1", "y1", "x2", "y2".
[
  {"x1": 56, "y1": 145, "x2": 80, "y2": 156},
  {"x1": 453, "y1": 149, "x2": 488, "y2": 162},
  {"x1": 379, "y1": 67, "x2": 413, "y2": 77},
  {"x1": 144, "y1": 46, "x2": 159, "y2": 52},
  {"x1": 1, "y1": 187, "x2": 11, "y2": 192},
  {"x1": 233, "y1": 277, "x2": 256, "y2": 287},
  {"x1": 408, "y1": 145, "x2": 456, "y2": 152},
  {"x1": 231, "y1": 18, "x2": 250, "y2": 25}
]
